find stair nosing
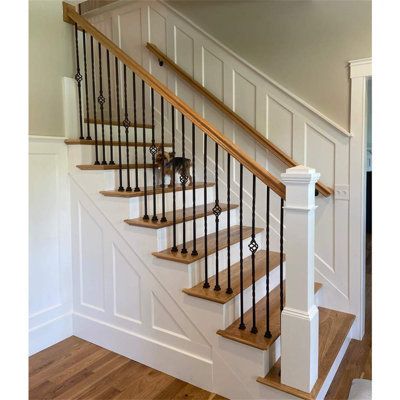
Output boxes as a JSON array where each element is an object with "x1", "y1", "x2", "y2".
[
  {"x1": 152, "y1": 225, "x2": 263, "y2": 265},
  {"x1": 182, "y1": 250, "x2": 281, "y2": 304},
  {"x1": 100, "y1": 182, "x2": 214, "y2": 198},
  {"x1": 125, "y1": 203, "x2": 238, "y2": 229}
]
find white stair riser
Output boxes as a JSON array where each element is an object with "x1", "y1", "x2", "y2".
[
  {"x1": 155, "y1": 208, "x2": 238, "y2": 250},
  {"x1": 187, "y1": 232, "x2": 265, "y2": 286},
  {"x1": 127, "y1": 186, "x2": 215, "y2": 218}
]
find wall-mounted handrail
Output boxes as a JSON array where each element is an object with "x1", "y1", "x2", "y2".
[
  {"x1": 145, "y1": 42, "x2": 333, "y2": 198},
  {"x1": 63, "y1": 2, "x2": 286, "y2": 199}
]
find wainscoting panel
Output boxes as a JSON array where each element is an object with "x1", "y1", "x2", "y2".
[
  {"x1": 85, "y1": 0, "x2": 359, "y2": 334},
  {"x1": 29, "y1": 136, "x2": 72, "y2": 355}
]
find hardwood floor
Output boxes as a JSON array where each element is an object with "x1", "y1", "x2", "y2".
[
  {"x1": 325, "y1": 233, "x2": 372, "y2": 399},
  {"x1": 29, "y1": 336, "x2": 227, "y2": 400}
]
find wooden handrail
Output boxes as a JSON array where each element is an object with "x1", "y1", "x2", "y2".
[
  {"x1": 146, "y1": 43, "x2": 333, "y2": 198},
  {"x1": 63, "y1": 2, "x2": 286, "y2": 199}
]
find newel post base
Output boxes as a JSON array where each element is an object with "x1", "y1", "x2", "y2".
[{"x1": 280, "y1": 165, "x2": 320, "y2": 393}]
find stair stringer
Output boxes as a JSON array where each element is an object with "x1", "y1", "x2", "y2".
[{"x1": 68, "y1": 157, "x2": 296, "y2": 399}]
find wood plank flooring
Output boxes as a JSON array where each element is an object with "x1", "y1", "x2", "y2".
[
  {"x1": 324, "y1": 233, "x2": 372, "y2": 399},
  {"x1": 29, "y1": 336, "x2": 227, "y2": 400}
]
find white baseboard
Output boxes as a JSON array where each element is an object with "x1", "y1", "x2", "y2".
[
  {"x1": 73, "y1": 312, "x2": 213, "y2": 392},
  {"x1": 29, "y1": 312, "x2": 73, "y2": 356}
]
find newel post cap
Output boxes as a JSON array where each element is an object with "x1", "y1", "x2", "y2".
[{"x1": 281, "y1": 165, "x2": 320, "y2": 184}]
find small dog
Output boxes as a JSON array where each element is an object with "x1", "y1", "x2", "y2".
[{"x1": 155, "y1": 147, "x2": 193, "y2": 187}]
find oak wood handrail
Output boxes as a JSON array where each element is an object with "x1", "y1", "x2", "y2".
[
  {"x1": 146, "y1": 42, "x2": 333, "y2": 198},
  {"x1": 63, "y1": 3, "x2": 286, "y2": 199}
]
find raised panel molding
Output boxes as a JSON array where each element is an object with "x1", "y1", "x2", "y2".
[
  {"x1": 112, "y1": 243, "x2": 142, "y2": 324},
  {"x1": 151, "y1": 291, "x2": 189, "y2": 340},
  {"x1": 78, "y1": 201, "x2": 105, "y2": 312},
  {"x1": 266, "y1": 95, "x2": 294, "y2": 157}
]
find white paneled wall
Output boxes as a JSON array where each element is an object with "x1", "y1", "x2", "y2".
[
  {"x1": 29, "y1": 137, "x2": 72, "y2": 355},
  {"x1": 85, "y1": 0, "x2": 362, "y2": 336}
]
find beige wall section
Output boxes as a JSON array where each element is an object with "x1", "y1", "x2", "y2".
[
  {"x1": 29, "y1": 0, "x2": 75, "y2": 136},
  {"x1": 166, "y1": 0, "x2": 371, "y2": 131}
]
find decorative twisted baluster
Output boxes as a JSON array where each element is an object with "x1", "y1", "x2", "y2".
[
  {"x1": 213, "y1": 143, "x2": 222, "y2": 291},
  {"x1": 97, "y1": 43, "x2": 107, "y2": 165},
  {"x1": 74, "y1": 23, "x2": 83, "y2": 140},
  {"x1": 123, "y1": 64, "x2": 132, "y2": 191},
  {"x1": 249, "y1": 174, "x2": 259, "y2": 334},
  {"x1": 181, "y1": 115, "x2": 188, "y2": 254},
  {"x1": 150, "y1": 88, "x2": 158, "y2": 221}
]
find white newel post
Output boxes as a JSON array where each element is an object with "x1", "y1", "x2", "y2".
[{"x1": 280, "y1": 165, "x2": 320, "y2": 393}]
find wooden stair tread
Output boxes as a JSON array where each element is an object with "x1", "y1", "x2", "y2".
[
  {"x1": 77, "y1": 163, "x2": 153, "y2": 170},
  {"x1": 64, "y1": 138, "x2": 172, "y2": 147},
  {"x1": 256, "y1": 307, "x2": 355, "y2": 399},
  {"x1": 85, "y1": 117, "x2": 153, "y2": 129},
  {"x1": 183, "y1": 250, "x2": 281, "y2": 304},
  {"x1": 216, "y1": 282, "x2": 323, "y2": 351},
  {"x1": 125, "y1": 203, "x2": 238, "y2": 229},
  {"x1": 100, "y1": 182, "x2": 214, "y2": 198},
  {"x1": 153, "y1": 225, "x2": 263, "y2": 265}
]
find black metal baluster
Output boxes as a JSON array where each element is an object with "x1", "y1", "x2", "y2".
[
  {"x1": 181, "y1": 115, "x2": 188, "y2": 254},
  {"x1": 149, "y1": 89, "x2": 158, "y2": 221},
  {"x1": 213, "y1": 144, "x2": 221, "y2": 291},
  {"x1": 249, "y1": 174, "x2": 258, "y2": 333},
  {"x1": 106, "y1": 50, "x2": 114, "y2": 164},
  {"x1": 265, "y1": 187, "x2": 272, "y2": 338},
  {"x1": 226, "y1": 154, "x2": 232, "y2": 294},
  {"x1": 114, "y1": 57, "x2": 124, "y2": 191},
  {"x1": 239, "y1": 164, "x2": 245, "y2": 330},
  {"x1": 74, "y1": 23, "x2": 83, "y2": 140},
  {"x1": 97, "y1": 43, "x2": 107, "y2": 165},
  {"x1": 142, "y1": 81, "x2": 149, "y2": 220},
  {"x1": 171, "y1": 105, "x2": 178, "y2": 252},
  {"x1": 203, "y1": 134, "x2": 210, "y2": 288},
  {"x1": 82, "y1": 30, "x2": 91, "y2": 140},
  {"x1": 123, "y1": 65, "x2": 132, "y2": 191},
  {"x1": 90, "y1": 36, "x2": 99, "y2": 165},
  {"x1": 160, "y1": 97, "x2": 167, "y2": 222},
  {"x1": 132, "y1": 72, "x2": 140, "y2": 191},
  {"x1": 280, "y1": 198, "x2": 284, "y2": 312},
  {"x1": 191, "y1": 123, "x2": 198, "y2": 256}
]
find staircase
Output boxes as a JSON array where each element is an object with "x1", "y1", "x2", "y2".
[{"x1": 62, "y1": 3, "x2": 356, "y2": 399}]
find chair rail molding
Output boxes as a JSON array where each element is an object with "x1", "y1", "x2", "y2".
[{"x1": 349, "y1": 57, "x2": 371, "y2": 340}]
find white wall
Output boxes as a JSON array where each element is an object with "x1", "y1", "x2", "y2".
[{"x1": 29, "y1": 136, "x2": 72, "y2": 355}]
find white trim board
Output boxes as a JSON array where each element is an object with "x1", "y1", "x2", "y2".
[{"x1": 349, "y1": 57, "x2": 371, "y2": 339}]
